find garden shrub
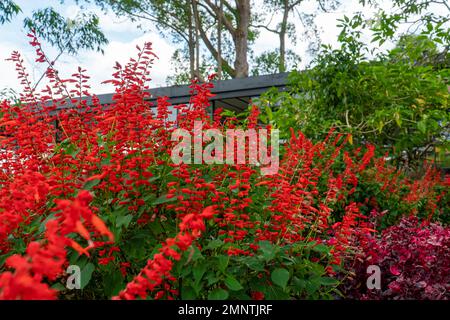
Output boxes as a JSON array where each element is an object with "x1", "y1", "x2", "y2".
[
  {"x1": 258, "y1": 34, "x2": 449, "y2": 166},
  {"x1": 341, "y1": 216, "x2": 450, "y2": 300},
  {"x1": 0, "y1": 33, "x2": 448, "y2": 300}
]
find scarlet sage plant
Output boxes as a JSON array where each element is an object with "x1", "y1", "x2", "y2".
[{"x1": 0, "y1": 32, "x2": 448, "y2": 300}]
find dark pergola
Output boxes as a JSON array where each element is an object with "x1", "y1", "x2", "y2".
[
  {"x1": 82, "y1": 72, "x2": 289, "y2": 113},
  {"x1": 147, "y1": 72, "x2": 289, "y2": 112}
]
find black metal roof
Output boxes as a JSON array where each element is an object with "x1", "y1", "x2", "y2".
[{"x1": 81, "y1": 72, "x2": 289, "y2": 112}]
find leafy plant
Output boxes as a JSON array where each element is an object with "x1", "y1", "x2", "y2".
[
  {"x1": 342, "y1": 216, "x2": 450, "y2": 300},
  {"x1": 258, "y1": 33, "x2": 449, "y2": 166},
  {"x1": 0, "y1": 33, "x2": 448, "y2": 301}
]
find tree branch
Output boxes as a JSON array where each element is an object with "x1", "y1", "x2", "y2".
[
  {"x1": 192, "y1": 0, "x2": 236, "y2": 77},
  {"x1": 251, "y1": 23, "x2": 278, "y2": 34},
  {"x1": 288, "y1": 0, "x2": 304, "y2": 11},
  {"x1": 202, "y1": 0, "x2": 236, "y2": 36},
  {"x1": 109, "y1": 0, "x2": 189, "y2": 43}
]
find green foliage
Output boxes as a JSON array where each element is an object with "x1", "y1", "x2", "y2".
[
  {"x1": 166, "y1": 49, "x2": 220, "y2": 86},
  {"x1": 389, "y1": 35, "x2": 450, "y2": 69},
  {"x1": 258, "y1": 33, "x2": 449, "y2": 164},
  {"x1": 172, "y1": 239, "x2": 342, "y2": 300},
  {"x1": 0, "y1": 2, "x2": 107, "y2": 56},
  {"x1": 259, "y1": 0, "x2": 342, "y2": 57},
  {"x1": 74, "y1": 0, "x2": 243, "y2": 79},
  {"x1": 252, "y1": 49, "x2": 301, "y2": 76},
  {"x1": 358, "y1": 0, "x2": 450, "y2": 46},
  {"x1": 0, "y1": 0, "x2": 21, "y2": 25},
  {"x1": 0, "y1": 88, "x2": 18, "y2": 102},
  {"x1": 24, "y1": 8, "x2": 108, "y2": 55}
]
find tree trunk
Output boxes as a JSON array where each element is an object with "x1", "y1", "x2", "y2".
[
  {"x1": 217, "y1": 0, "x2": 223, "y2": 79},
  {"x1": 234, "y1": 0, "x2": 250, "y2": 78},
  {"x1": 279, "y1": 0, "x2": 289, "y2": 73},
  {"x1": 195, "y1": 25, "x2": 200, "y2": 78},
  {"x1": 187, "y1": 2, "x2": 195, "y2": 79},
  {"x1": 192, "y1": 0, "x2": 236, "y2": 77},
  {"x1": 192, "y1": 0, "x2": 201, "y2": 79}
]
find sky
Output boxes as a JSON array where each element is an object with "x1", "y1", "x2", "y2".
[{"x1": 0, "y1": 0, "x2": 421, "y2": 95}]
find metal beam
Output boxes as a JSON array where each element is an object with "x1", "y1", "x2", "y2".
[
  {"x1": 54, "y1": 72, "x2": 290, "y2": 111},
  {"x1": 146, "y1": 72, "x2": 289, "y2": 105}
]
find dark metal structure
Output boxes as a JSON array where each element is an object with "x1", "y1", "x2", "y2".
[
  {"x1": 147, "y1": 72, "x2": 289, "y2": 112},
  {"x1": 86, "y1": 72, "x2": 289, "y2": 112}
]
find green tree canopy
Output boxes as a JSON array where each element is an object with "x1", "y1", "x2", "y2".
[{"x1": 0, "y1": 1, "x2": 108, "y2": 56}]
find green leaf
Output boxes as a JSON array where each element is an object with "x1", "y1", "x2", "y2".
[
  {"x1": 377, "y1": 121, "x2": 384, "y2": 133},
  {"x1": 305, "y1": 278, "x2": 320, "y2": 295},
  {"x1": 193, "y1": 263, "x2": 207, "y2": 284},
  {"x1": 318, "y1": 277, "x2": 340, "y2": 286},
  {"x1": 181, "y1": 286, "x2": 197, "y2": 299},
  {"x1": 103, "y1": 269, "x2": 124, "y2": 297},
  {"x1": 205, "y1": 239, "x2": 223, "y2": 250},
  {"x1": 0, "y1": 254, "x2": 9, "y2": 268},
  {"x1": 243, "y1": 256, "x2": 265, "y2": 272},
  {"x1": 293, "y1": 277, "x2": 306, "y2": 291},
  {"x1": 152, "y1": 194, "x2": 176, "y2": 205},
  {"x1": 417, "y1": 120, "x2": 427, "y2": 134},
  {"x1": 116, "y1": 214, "x2": 133, "y2": 228},
  {"x1": 225, "y1": 276, "x2": 243, "y2": 291},
  {"x1": 80, "y1": 263, "x2": 95, "y2": 289},
  {"x1": 217, "y1": 255, "x2": 228, "y2": 273},
  {"x1": 148, "y1": 175, "x2": 160, "y2": 183},
  {"x1": 394, "y1": 111, "x2": 402, "y2": 127},
  {"x1": 208, "y1": 288, "x2": 229, "y2": 300},
  {"x1": 265, "y1": 105, "x2": 273, "y2": 121},
  {"x1": 263, "y1": 283, "x2": 290, "y2": 300},
  {"x1": 271, "y1": 268, "x2": 290, "y2": 290},
  {"x1": 258, "y1": 240, "x2": 277, "y2": 262},
  {"x1": 64, "y1": 143, "x2": 79, "y2": 158},
  {"x1": 190, "y1": 246, "x2": 204, "y2": 262},
  {"x1": 311, "y1": 243, "x2": 330, "y2": 254},
  {"x1": 23, "y1": 7, "x2": 108, "y2": 56},
  {"x1": 69, "y1": 254, "x2": 88, "y2": 269},
  {"x1": 51, "y1": 283, "x2": 67, "y2": 291},
  {"x1": 206, "y1": 273, "x2": 220, "y2": 286},
  {"x1": 38, "y1": 213, "x2": 57, "y2": 233},
  {"x1": 83, "y1": 179, "x2": 100, "y2": 190}
]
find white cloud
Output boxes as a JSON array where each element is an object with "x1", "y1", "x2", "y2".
[
  {"x1": 250, "y1": 0, "x2": 364, "y2": 68},
  {"x1": 0, "y1": 32, "x2": 174, "y2": 96},
  {"x1": 61, "y1": 33, "x2": 175, "y2": 93},
  {"x1": 0, "y1": 41, "x2": 37, "y2": 94},
  {"x1": 0, "y1": 0, "x2": 172, "y2": 97},
  {"x1": 63, "y1": 4, "x2": 155, "y2": 35}
]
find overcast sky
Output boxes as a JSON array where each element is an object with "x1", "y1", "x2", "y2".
[{"x1": 0, "y1": 0, "x2": 420, "y2": 95}]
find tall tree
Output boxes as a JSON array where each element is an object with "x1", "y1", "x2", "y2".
[
  {"x1": 216, "y1": 0, "x2": 224, "y2": 79},
  {"x1": 76, "y1": 0, "x2": 253, "y2": 79},
  {"x1": 253, "y1": 0, "x2": 340, "y2": 73}
]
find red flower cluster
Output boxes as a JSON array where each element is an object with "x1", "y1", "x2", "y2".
[
  {"x1": 114, "y1": 206, "x2": 216, "y2": 300},
  {"x1": 0, "y1": 190, "x2": 112, "y2": 299},
  {"x1": 0, "y1": 32, "x2": 447, "y2": 300}
]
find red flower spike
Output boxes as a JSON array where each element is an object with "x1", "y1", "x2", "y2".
[{"x1": 91, "y1": 215, "x2": 114, "y2": 242}]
